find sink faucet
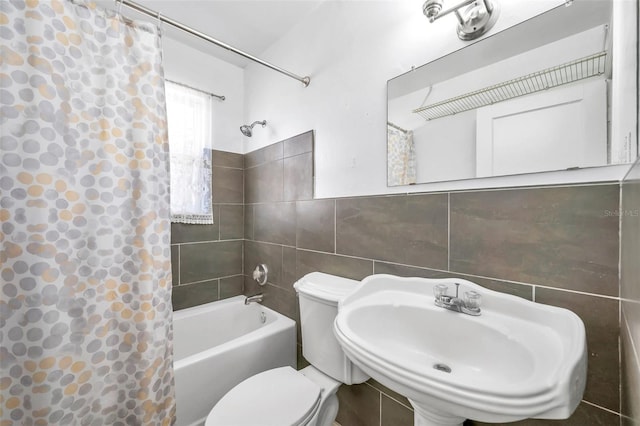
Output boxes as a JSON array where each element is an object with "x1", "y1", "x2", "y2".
[
  {"x1": 433, "y1": 283, "x2": 481, "y2": 316},
  {"x1": 244, "y1": 293, "x2": 264, "y2": 305}
]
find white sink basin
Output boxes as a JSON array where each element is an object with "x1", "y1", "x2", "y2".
[{"x1": 333, "y1": 275, "x2": 587, "y2": 426}]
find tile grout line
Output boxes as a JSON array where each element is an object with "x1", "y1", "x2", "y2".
[
  {"x1": 171, "y1": 239, "x2": 244, "y2": 246},
  {"x1": 212, "y1": 165, "x2": 244, "y2": 171},
  {"x1": 218, "y1": 204, "x2": 221, "y2": 241},
  {"x1": 364, "y1": 381, "x2": 414, "y2": 411},
  {"x1": 180, "y1": 274, "x2": 243, "y2": 287},
  {"x1": 617, "y1": 181, "x2": 623, "y2": 419},
  {"x1": 529, "y1": 283, "x2": 621, "y2": 302},
  {"x1": 582, "y1": 399, "x2": 622, "y2": 416},
  {"x1": 447, "y1": 192, "x2": 451, "y2": 272},
  {"x1": 334, "y1": 199, "x2": 337, "y2": 254},
  {"x1": 241, "y1": 240, "x2": 245, "y2": 285},
  {"x1": 297, "y1": 247, "x2": 381, "y2": 263}
]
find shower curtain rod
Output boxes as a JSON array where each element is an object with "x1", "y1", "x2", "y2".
[{"x1": 119, "y1": 0, "x2": 311, "y2": 87}]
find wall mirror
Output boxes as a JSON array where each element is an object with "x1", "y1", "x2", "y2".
[{"x1": 387, "y1": 0, "x2": 638, "y2": 186}]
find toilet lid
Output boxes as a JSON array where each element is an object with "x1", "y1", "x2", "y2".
[{"x1": 205, "y1": 367, "x2": 322, "y2": 426}]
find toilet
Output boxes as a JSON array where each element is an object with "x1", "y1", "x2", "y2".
[{"x1": 204, "y1": 272, "x2": 369, "y2": 426}]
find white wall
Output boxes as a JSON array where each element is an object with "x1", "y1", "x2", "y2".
[
  {"x1": 163, "y1": 37, "x2": 244, "y2": 153},
  {"x1": 611, "y1": 0, "x2": 639, "y2": 163},
  {"x1": 244, "y1": 0, "x2": 632, "y2": 198}
]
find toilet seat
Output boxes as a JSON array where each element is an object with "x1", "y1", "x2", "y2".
[{"x1": 205, "y1": 367, "x2": 322, "y2": 426}]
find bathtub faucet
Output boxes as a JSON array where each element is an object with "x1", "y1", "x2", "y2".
[{"x1": 244, "y1": 293, "x2": 264, "y2": 305}]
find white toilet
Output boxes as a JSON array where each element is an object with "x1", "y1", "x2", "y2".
[{"x1": 204, "y1": 272, "x2": 369, "y2": 426}]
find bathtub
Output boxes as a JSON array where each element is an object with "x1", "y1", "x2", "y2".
[{"x1": 173, "y1": 295, "x2": 296, "y2": 426}]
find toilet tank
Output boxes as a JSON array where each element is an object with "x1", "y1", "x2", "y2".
[{"x1": 293, "y1": 272, "x2": 369, "y2": 385}]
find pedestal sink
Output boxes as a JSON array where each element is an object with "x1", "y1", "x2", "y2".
[{"x1": 333, "y1": 275, "x2": 587, "y2": 426}]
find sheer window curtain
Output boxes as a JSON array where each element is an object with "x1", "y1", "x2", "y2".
[{"x1": 166, "y1": 81, "x2": 214, "y2": 224}]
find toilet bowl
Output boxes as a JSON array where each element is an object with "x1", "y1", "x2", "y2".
[
  {"x1": 204, "y1": 272, "x2": 369, "y2": 426},
  {"x1": 205, "y1": 366, "x2": 340, "y2": 426}
]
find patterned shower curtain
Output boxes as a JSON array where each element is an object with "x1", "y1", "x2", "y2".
[
  {"x1": 387, "y1": 124, "x2": 416, "y2": 186},
  {"x1": 1, "y1": 1, "x2": 175, "y2": 424}
]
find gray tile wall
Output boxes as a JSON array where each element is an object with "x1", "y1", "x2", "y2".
[
  {"x1": 243, "y1": 132, "x2": 622, "y2": 426},
  {"x1": 243, "y1": 131, "x2": 315, "y2": 318},
  {"x1": 450, "y1": 186, "x2": 619, "y2": 296},
  {"x1": 621, "y1": 159, "x2": 640, "y2": 426},
  {"x1": 171, "y1": 149, "x2": 244, "y2": 310}
]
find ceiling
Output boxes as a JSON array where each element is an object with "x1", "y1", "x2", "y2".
[{"x1": 117, "y1": 0, "x2": 325, "y2": 67}]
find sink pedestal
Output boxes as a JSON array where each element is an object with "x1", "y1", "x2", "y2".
[{"x1": 411, "y1": 401, "x2": 465, "y2": 426}]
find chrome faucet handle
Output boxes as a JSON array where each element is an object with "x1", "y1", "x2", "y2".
[
  {"x1": 463, "y1": 291, "x2": 482, "y2": 311},
  {"x1": 433, "y1": 284, "x2": 448, "y2": 301}
]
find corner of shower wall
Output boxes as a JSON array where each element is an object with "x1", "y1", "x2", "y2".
[
  {"x1": 620, "y1": 158, "x2": 640, "y2": 425},
  {"x1": 242, "y1": 130, "x2": 315, "y2": 314}
]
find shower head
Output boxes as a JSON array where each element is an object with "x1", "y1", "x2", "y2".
[{"x1": 240, "y1": 120, "x2": 267, "y2": 137}]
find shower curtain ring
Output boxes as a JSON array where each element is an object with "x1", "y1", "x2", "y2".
[
  {"x1": 116, "y1": 0, "x2": 123, "y2": 17},
  {"x1": 156, "y1": 10, "x2": 163, "y2": 32}
]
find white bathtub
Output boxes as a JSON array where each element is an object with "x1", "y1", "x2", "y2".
[{"x1": 173, "y1": 295, "x2": 296, "y2": 426}]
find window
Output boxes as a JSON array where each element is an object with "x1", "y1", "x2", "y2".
[{"x1": 165, "y1": 81, "x2": 214, "y2": 224}]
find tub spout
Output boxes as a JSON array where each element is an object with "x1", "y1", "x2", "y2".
[{"x1": 244, "y1": 293, "x2": 263, "y2": 305}]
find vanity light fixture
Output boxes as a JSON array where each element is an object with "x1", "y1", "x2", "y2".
[{"x1": 423, "y1": 0, "x2": 500, "y2": 41}]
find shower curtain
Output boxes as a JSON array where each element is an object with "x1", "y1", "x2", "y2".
[
  {"x1": 1, "y1": 1, "x2": 175, "y2": 424},
  {"x1": 387, "y1": 125, "x2": 416, "y2": 186}
]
